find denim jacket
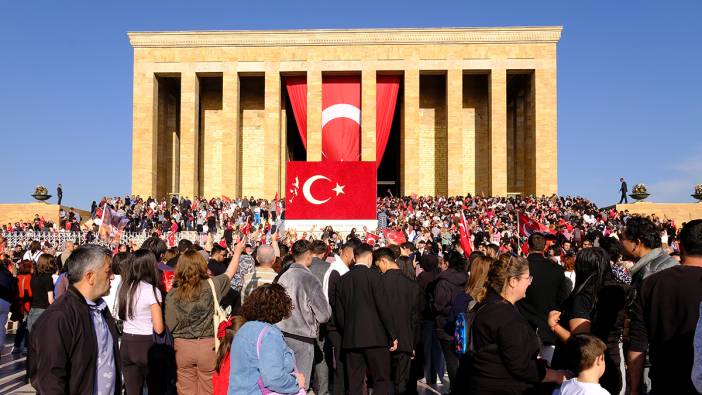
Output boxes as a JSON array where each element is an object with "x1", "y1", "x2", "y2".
[{"x1": 229, "y1": 321, "x2": 300, "y2": 395}]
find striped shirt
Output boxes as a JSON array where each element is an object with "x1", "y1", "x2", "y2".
[{"x1": 242, "y1": 267, "x2": 278, "y2": 303}]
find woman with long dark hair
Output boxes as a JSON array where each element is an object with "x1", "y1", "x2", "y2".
[
  {"x1": 22, "y1": 240, "x2": 42, "y2": 262},
  {"x1": 117, "y1": 249, "x2": 164, "y2": 395},
  {"x1": 27, "y1": 254, "x2": 55, "y2": 332},
  {"x1": 548, "y1": 247, "x2": 629, "y2": 394}
]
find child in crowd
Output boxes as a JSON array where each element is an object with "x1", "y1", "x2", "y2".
[
  {"x1": 213, "y1": 315, "x2": 245, "y2": 395},
  {"x1": 554, "y1": 333, "x2": 610, "y2": 395}
]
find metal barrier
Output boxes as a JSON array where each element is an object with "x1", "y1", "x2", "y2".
[{"x1": 1, "y1": 230, "x2": 222, "y2": 251}]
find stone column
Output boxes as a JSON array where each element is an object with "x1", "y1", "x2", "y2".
[
  {"x1": 361, "y1": 69, "x2": 376, "y2": 162},
  {"x1": 402, "y1": 69, "x2": 420, "y2": 195},
  {"x1": 280, "y1": 100, "x2": 287, "y2": 197},
  {"x1": 179, "y1": 72, "x2": 199, "y2": 199},
  {"x1": 222, "y1": 70, "x2": 240, "y2": 197},
  {"x1": 447, "y1": 69, "x2": 463, "y2": 196},
  {"x1": 490, "y1": 69, "x2": 507, "y2": 196},
  {"x1": 515, "y1": 90, "x2": 526, "y2": 193},
  {"x1": 534, "y1": 67, "x2": 558, "y2": 196},
  {"x1": 264, "y1": 67, "x2": 281, "y2": 198},
  {"x1": 131, "y1": 72, "x2": 158, "y2": 198},
  {"x1": 307, "y1": 70, "x2": 322, "y2": 161}
]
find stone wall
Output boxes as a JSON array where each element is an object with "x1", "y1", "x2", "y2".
[
  {"x1": 616, "y1": 202, "x2": 702, "y2": 225},
  {"x1": 0, "y1": 204, "x2": 90, "y2": 227},
  {"x1": 239, "y1": 76, "x2": 265, "y2": 197},
  {"x1": 419, "y1": 75, "x2": 447, "y2": 196}
]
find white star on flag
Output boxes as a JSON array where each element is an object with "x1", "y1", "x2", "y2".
[{"x1": 332, "y1": 183, "x2": 345, "y2": 196}]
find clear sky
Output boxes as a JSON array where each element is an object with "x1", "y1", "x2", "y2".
[{"x1": 1, "y1": 0, "x2": 700, "y2": 210}]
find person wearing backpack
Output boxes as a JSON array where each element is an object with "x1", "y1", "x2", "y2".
[
  {"x1": 453, "y1": 255, "x2": 495, "y2": 329},
  {"x1": 432, "y1": 251, "x2": 467, "y2": 394},
  {"x1": 12, "y1": 260, "x2": 33, "y2": 354}
]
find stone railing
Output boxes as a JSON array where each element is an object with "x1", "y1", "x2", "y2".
[{"x1": 1, "y1": 230, "x2": 222, "y2": 251}]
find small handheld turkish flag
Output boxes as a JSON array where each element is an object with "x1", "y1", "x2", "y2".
[
  {"x1": 365, "y1": 232, "x2": 380, "y2": 246},
  {"x1": 383, "y1": 229, "x2": 407, "y2": 245},
  {"x1": 286, "y1": 161, "x2": 376, "y2": 220},
  {"x1": 459, "y1": 211, "x2": 472, "y2": 257},
  {"x1": 517, "y1": 212, "x2": 549, "y2": 237},
  {"x1": 167, "y1": 231, "x2": 175, "y2": 248}
]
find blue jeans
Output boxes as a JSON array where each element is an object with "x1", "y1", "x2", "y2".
[{"x1": 421, "y1": 320, "x2": 444, "y2": 383}]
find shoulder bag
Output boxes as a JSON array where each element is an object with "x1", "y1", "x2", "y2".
[{"x1": 207, "y1": 278, "x2": 228, "y2": 352}]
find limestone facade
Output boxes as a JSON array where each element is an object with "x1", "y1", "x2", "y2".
[{"x1": 129, "y1": 27, "x2": 561, "y2": 199}]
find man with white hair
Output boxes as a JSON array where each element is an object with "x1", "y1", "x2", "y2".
[
  {"x1": 242, "y1": 243, "x2": 278, "y2": 302},
  {"x1": 29, "y1": 244, "x2": 121, "y2": 394}
]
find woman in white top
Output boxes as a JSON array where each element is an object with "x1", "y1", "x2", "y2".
[
  {"x1": 22, "y1": 241, "x2": 42, "y2": 262},
  {"x1": 117, "y1": 249, "x2": 165, "y2": 395}
]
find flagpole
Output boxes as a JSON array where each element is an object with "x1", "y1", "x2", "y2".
[{"x1": 515, "y1": 209, "x2": 522, "y2": 256}]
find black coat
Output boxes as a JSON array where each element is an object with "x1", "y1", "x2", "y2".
[
  {"x1": 432, "y1": 267, "x2": 468, "y2": 340},
  {"x1": 335, "y1": 264, "x2": 397, "y2": 349},
  {"x1": 381, "y1": 269, "x2": 424, "y2": 353},
  {"x1": 517, "y1": 253, "x2": 569, "y2": 345},
  {"x1": 464, "y1": 289, "x2": 547, "y2": 394},
  {"x1": 29, "y1": 286, "x2": 122, "y2": 395}
]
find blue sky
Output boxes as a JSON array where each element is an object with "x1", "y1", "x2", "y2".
[{"x1": 1, "y1": 0, "x2": 700, "y2": 209}]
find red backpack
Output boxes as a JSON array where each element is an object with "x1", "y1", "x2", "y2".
[{"x1": 17, "y1": 274, "x2": 32, "y2": 314}]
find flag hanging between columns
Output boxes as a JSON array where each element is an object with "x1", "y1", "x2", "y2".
[{"x1": 322, "y1": 75, "x2": 361, "y2": 161}]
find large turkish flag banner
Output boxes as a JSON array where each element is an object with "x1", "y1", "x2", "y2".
[
  {"x1": 322, "y1": 76, "x2": 361, "y2": 161},
  {"x1": 286, "y1": 161, "x2": 376, "y2": 220}
]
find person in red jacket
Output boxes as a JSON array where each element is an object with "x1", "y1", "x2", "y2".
[
  {"x1": 12, "y1": 260, "x2": 33, "y2": 354},
  {"x1": 213, "y1": 316, "x2": 245, "y2": 395}
]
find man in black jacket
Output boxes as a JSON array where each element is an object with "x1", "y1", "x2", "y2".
[
  {"x1": 327, "y1": 238, "x2": 360, "y2": 395},
  {"x1": 29, "y1": 244, "x2": 121, "y2": 394},
  {"x1": 376, "y1": 247, "x2": 424, "y2": 395},
  {"x1": 619, "y1": 177, "x2": 628, "y2": 204},
  {"x1": 628, "y1": 219, "x2": 702, "y2": 394},
  {"x1": 335, "y1": 243, "x2": 398, "y2": 395},
  {"x1": 517, "y1": 233, "x2": 569, "y2": 364}
]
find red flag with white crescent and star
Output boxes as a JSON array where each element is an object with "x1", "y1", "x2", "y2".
[
  {"x1": 517, "y1": 211, "x2": 550, "y2": 237},
  {"x1": 167, "y1": 231, "x2": 175, "y2": 248},
  {"x1": 365, "y1": 232, "x2": 380, "y2": 246},
  {"x1": 459, "y1": 210, "x2": 472, "y2": 257},
  {"x1": 285, "y1": 161, "x2": 376, "y2": 220},
  {"x1": 383, "y1": 229, "x2": 407, "y2": 245},
  {"x1": 322, "y1": 76, "x2": 361, "y2": 161}
]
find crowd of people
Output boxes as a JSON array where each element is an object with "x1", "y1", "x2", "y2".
[{"x1": 0, "y1": 194, "x2": 700, "y2": 395}]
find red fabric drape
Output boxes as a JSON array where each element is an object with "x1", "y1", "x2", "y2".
[
  {"x1": 284, "y1": 77, "x2": 308, "y2": 149},
  {"x1": 375, "y1": 75, "x2": 400, "y2": 169},
  {"x1": 322, "y1": 75, "x2": 361, "y2": 161}
]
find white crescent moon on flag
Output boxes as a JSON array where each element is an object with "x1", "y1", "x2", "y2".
[
  {"x1": 302, "y1": 175, "x2": 331, "y2": 205},
  {"x1": 322, "y1": 104, "x2": 361, "y2": 127}
]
